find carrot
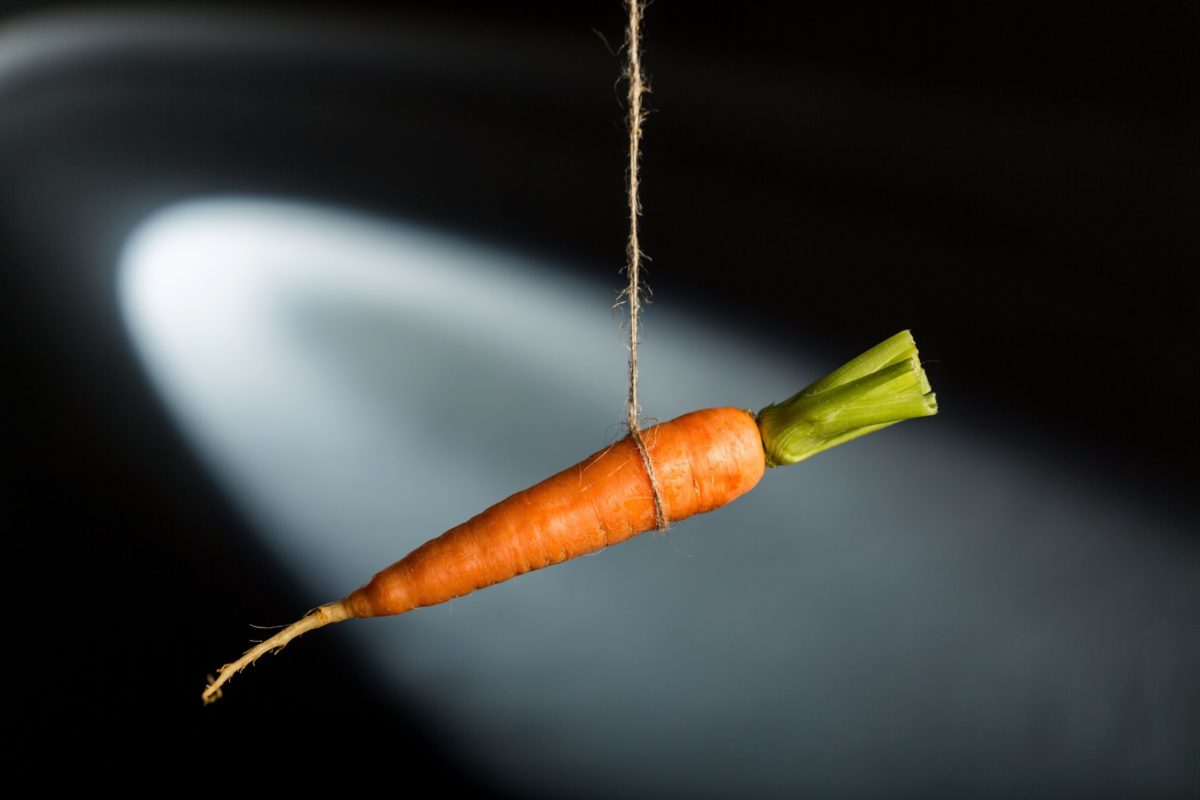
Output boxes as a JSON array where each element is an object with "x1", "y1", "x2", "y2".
[{"x1": 202, "y1": 330, "x2": 936, "y2": 703}]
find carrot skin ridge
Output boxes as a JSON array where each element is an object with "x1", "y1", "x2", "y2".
[{"x1": 346, "y1": 407, "x2": 765, "y2": 618}]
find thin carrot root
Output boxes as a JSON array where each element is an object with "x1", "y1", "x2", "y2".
[{"x1": 202, "y1": 600, "x2": 353, "y2": 705}]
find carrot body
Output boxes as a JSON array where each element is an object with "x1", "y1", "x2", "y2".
[{"x1": 347, "y1": 407, "x2": 765, "y2": 618}]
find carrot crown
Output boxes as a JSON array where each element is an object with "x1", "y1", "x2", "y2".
[{"x1": 755, "y1": 330, "x2": 938, "y2": 467}]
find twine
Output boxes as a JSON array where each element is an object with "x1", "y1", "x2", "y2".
[{"x1": 622, "y1": 0, "x2": 668, "y2": 531}]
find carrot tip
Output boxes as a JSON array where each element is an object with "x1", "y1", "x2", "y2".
[
  {"x1": 202, "y1": 675, "x2": 224, "y2": 706},
  {"x1": 201, "y1": 600, "x2": 353, "y2": 705},
  {"x1": 756, "y1": 330, "x2": 937, "y2": 467}
]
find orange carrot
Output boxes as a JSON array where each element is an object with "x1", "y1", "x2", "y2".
[
  {"x1": 347, "y1": 407, "x2": 764, "y2": 619},
  {"x1": 202, "y1": 331, "x2": 936, "y2": 703}
]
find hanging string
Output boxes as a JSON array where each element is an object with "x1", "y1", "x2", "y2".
[{"x1": 622, "y1": 0, "x2": 668, "y2": 532}]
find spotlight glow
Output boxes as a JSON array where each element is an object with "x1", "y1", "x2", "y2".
[{"x1": 120, "y1": 198, "x2": 1198, "y2": 798}]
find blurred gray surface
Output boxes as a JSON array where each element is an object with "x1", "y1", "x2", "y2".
[{"x1": 121, "y1": 198, "x2": 1198, "y2": 798}]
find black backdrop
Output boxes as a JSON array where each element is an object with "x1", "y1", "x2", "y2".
[{"x1": 2, "y1": 1, "x2": 1195, "y2": 789}]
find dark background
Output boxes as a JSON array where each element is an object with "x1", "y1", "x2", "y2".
[{"x1": 3, "y1": 0, "x2": 1195, "y2": 789}]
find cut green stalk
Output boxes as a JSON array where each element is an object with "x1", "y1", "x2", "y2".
[{"x1": 756, "y1": 330, "x2": 938, "y2": 467}]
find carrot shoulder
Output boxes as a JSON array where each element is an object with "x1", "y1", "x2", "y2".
[{"x1": 202, "y1": 330, "x2": 936, "y2": 704}]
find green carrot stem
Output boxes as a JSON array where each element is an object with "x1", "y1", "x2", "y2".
[{"x1": 756, "y1": 330, "x2": 938, "y2": 467}]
